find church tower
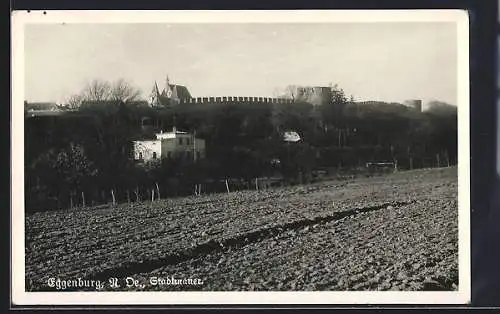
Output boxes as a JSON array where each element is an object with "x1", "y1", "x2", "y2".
[{"x1": 163, "y1": 75, "x2": 173, "y2": 98}]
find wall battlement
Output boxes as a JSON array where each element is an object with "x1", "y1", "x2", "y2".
[
  {"x1": 150, "y1": 78, "x2": 330, "y2": 107},
  {"x1": 179, "y1": 96, "x2": 294, "y2": 105}
]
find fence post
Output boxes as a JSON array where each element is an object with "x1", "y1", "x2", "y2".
[
  {"x1": 255, "y1": 178, "x2": 259, "y2": 191},
  {"x1": 225, "y1": 179, "x2": 230, "y2": 193},
  {"x1": 135, "y1": 186, "x2": 140, "y2": 202},
  {"x1": 126, "y1": 190, "x2": 131, "y2": 205},
  {"x1": 111, "y1": 189, "x2": 116, "y2": 206},
  {"x1": 81, "y1": 191, "x2": 86, "y2": 208},
  {"x1": 69, "y1": 191, "x2": 74, "y2": 210},
  {"x1": 155, "y1": 182, "x2": 161, "y2": 200}
]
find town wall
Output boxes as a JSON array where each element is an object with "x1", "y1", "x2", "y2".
[{"x1": 179, "y1": 97, "x2": 294, "y2": 105}]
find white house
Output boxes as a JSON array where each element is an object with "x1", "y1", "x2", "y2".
[{"x1": 133, "y1": 127, "x2": 206, "y2": 162}]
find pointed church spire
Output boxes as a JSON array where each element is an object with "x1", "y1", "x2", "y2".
[
  {"x1": 166, "y1": 75, "x2": 171, "y2": 91},
  {"x1": 149, "y1": 81, "x2": 162, "y2": 107},
  {"x1": 149, "y1": 82, "x2": 156, "y2": 104},
  {"x1": 155, "y1": 81, "x2": 160, "y2": 96},
  {"x1": 163, "y1": 75, "x2": 173, "y2": 98}
]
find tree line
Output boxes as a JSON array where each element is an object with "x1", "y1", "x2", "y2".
[{"x1": 24, "y1": 79, "x2": 457, "y2": 212}]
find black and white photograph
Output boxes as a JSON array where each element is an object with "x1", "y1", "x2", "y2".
[{"x1": 11, "y1": 10, "x2": 470, "y2": 305}]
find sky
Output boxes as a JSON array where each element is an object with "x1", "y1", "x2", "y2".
[{"x1": 24, "y1": 22, "x2": 458, "y2": 105}]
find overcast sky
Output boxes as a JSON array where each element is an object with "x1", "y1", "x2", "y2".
[{"x1": 24, "y1": 22, "x2": 457, "y2": 105}]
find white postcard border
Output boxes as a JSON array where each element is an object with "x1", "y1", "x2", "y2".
[{"x1": 11, "y1": 9, "x2": 470, "y2": 306}]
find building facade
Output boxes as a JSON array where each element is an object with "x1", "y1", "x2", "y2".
[{"x1": 133, "y1": 127, "x2": 206, "y2": 162}]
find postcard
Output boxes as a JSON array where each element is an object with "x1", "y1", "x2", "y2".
[{"x1": 11, "y1": 9, "x2": 470, "y2": 306}]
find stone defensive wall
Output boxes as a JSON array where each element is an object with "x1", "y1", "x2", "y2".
[{"x1": 179, "y1": 97, "x2": 294, "y2": 105}]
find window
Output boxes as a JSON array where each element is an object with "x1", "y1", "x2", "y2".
[
  {"x1": 139, "y1": 152, "x2": 143, "y2": 160},
  {"x1": 179, "y1": 138, "x2": 183, "y2": 145},
  {"x1": 186, "y1": 138, "x2": 190, "y2": 146},
  {"x1": 167, "y1": 152, "x2": 172, "y2": 159},
  {"x1": 196, "y1": 151, "x2": 201, "y2": 160},
  {"x1": 152, "y1": 152, "x2": 157, "y2": 159}
]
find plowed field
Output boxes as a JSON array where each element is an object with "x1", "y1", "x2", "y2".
[{"x1": 25, "y1": 167, "x2": 458, "y2": 291}]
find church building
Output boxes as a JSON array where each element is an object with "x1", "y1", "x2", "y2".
[{"x1": 149, "y1": 76, "x2": 192, "y2": 108}]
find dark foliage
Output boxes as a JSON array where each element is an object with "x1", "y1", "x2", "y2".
[{"x1": 25, "y1": 86, "x2": 457, "y2": 211}]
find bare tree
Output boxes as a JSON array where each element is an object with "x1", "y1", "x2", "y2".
[
  {"x1": 65, "y1": 94, "x2": 84, "y2": 109},
  {"x1": 282, "y1": 85, "x2": 298, "y2": 100},
  {"x1": 272, "y1": 87, "x2": 284, "y2": 98},
  {"x1": 82, "y1": 79, "x2": 112, "y2": 102},
  {"x1": 110, "y1": 78, "x2": 141, "y2": 102},
  {"x1": 65, "y1": 79, "x2": 143, "y2": 108},
  {"x1": 280, "y1": 85, "x2": 318, "y2": 102}
]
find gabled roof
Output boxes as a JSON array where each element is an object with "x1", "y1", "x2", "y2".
[{"x1": 161, "y1": 84, "x2": 192, "y2": 100}]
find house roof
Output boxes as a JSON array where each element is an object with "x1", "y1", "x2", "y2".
[
  {"x1": 25, "y1": 102, "x2": 59, "y2": 111},
  {"x1": 24, "y1": 110, "x2": 91, "y2": 118},
  {"x1": 25, "y1": 111, "x2": 66, "y2": 118},
  {"x1": 161, "y1": 84, "x2": 192, "y2": 100},
  {"x1": 133, "y1": 139, "x2": 160, "y2": 143}
]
